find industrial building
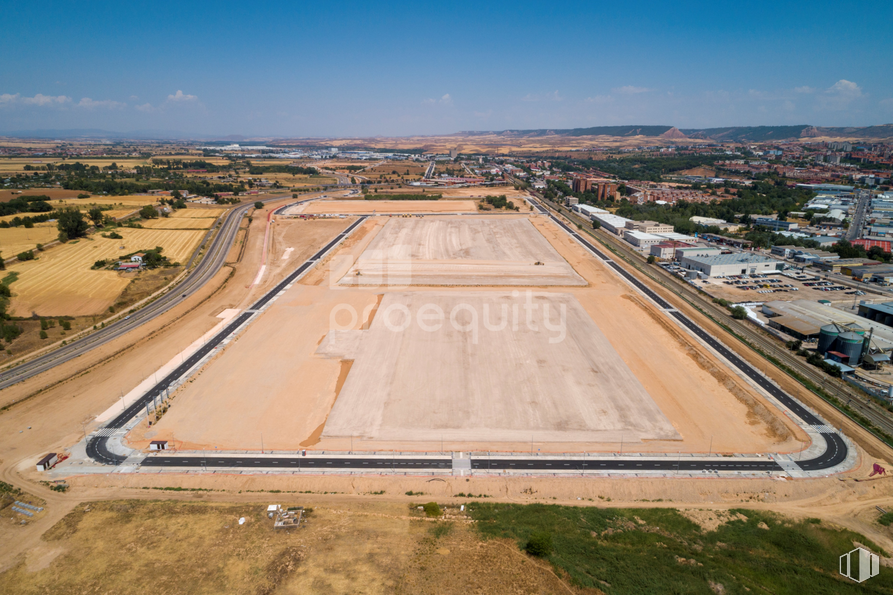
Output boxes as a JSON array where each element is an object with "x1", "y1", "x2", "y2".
[
  {"x1": 675, "y1": 246, "x2": 722, "y2": 261},
  {"x1": 625, "y1": 220, "x2": 674, "y2": 234},
  {"x1": 653, "y1": 231, "x2": 698, "y2": 243},
  {"x1": 848, "y1": 265, "x2": 893, "y2": 282},
  {"x1": 623, "y1": 230, "x2": 664, "y2": 249},
  {"x1": 650, "y1": 240, "x2": 694, "y2": 260},
  {"x1": 753, "y1": 217, "x2": 799, "y2": 231},
  {"x1": 816, "y1": 323, "x2": 870, "y2": 366},
  {"x1": 680, "y1": 253, "x2": 779, "y2": 277},
  {"x1": 592, "y1": 213, "x2": 632, "y2": 235},
  {"x1": 762, "y1": 299, "x2": 893, "y2": 353},
  {"x1": 572, "y1": 204, "x2": 608, "y2": 218},
  {"x1": 858, "y1": 302, "x2": 893, "y2": 325},
  {"x1": 815, "y1": 258, "x2": 881, "y2": 273}
]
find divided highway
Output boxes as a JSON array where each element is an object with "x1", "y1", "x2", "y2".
[{"x1": 0, "y1": 193, "x2": 299, "y2": 391}]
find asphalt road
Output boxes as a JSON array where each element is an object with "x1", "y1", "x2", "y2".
[
  {"x1": 86, "y1": 215, "x2": 368, "y2": 465},
  {"x1": 0, "y1": 193, "x2": 303, "y2": 391},
  {"x1": 141, "y1": 457, "x2": 452, "y2": 470}
]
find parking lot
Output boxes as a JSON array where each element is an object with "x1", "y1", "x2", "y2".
[{"x1": 658, "y1": 263, "x2": 866, "y2": 303}]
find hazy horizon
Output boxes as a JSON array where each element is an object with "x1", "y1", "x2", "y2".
[{"x1": 2, "y1": 1, "x2": 892, "y2": 138}]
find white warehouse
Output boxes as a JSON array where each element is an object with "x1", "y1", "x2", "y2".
[
  {"x1": 680, "y1": 253, "x2": 779, "y2": 277},
  {"x1": 592, "y1": 213, "x2": 632, "y2": 235}
]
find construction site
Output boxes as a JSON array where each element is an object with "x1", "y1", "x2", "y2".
[{"x1": 116, "y1": 201, "x2": 806, "y2": 457}]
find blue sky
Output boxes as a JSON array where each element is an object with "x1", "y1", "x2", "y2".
[{"x1": 1, "y1": 1, "x2": 891, "y2": 137}]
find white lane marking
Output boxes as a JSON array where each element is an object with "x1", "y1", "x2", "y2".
[{"x1": 251, "y1": 265, "x2": 266, "y2": 287}]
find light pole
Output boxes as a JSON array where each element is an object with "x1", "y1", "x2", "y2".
[{"x1": 708, "y1": 435, "x2": 713, "y2": 457}]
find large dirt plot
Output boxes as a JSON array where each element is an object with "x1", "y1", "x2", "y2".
[{"x1": 139, "y1": 214, "x2": 805, "y2": 455}]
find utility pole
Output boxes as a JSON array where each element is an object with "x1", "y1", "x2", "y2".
[{"x1": 708, "y1": 435, "x2": 713, "y2": 457}]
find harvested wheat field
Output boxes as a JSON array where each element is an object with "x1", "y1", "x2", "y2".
[
  {"x1": 170, "y1": 207, "x2": 228, "y2": 218},
  {"x1": 141, "y1": 217, "x2": 217, "y2": 230},
  {"x1": 141, "y1": 214, "x2": 804, "y2": 455},
  {"x1": 7, "y1": 228, "x2": 204, "y2": 316},
  {"x1": 0, "y1": 225, "x2": 59, "y2": 257},
  {"x1": 51, "y1": 195, "x2": 158, "y2": 208}
]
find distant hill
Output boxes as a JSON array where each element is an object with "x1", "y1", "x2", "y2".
[
  {"x1": 680, "y1": 126, "x2": 813, "y2": 142},
  {"x1": 461, "y1": 125, "x2": 676, "y2": 138},
  {"x1": 460, "y1": 124, "x2": 893, "y2": 142}
]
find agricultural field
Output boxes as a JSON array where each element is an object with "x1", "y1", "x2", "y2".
[
  {"x1": 5, "y1": 228, "x2": 205, "y2": 316},
  {"x1": 141, "y1": 217, "x2": 218, "y2": 230},
  {"x1": 170, "y1": 207, "x2": 228, "y2": 219},
  {"x1": 0, "y1": 224, "x2": 59, "y2": 258},
  {"x1": 50, "y1": 195, "x2": 158, "y2": 208}
]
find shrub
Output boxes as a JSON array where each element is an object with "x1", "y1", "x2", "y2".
[
  {"x1": 647, "y1": 255, "x2": 656, "y2": 264},
  {"x1": 39, "y1": 330, "x2": 47, "y2": 340},
  {"x1": 17, "y1": 250, "x2": 35, "y2": 261},
  {"x1": 878, "y1": 512, "x2": 893, "y2": 526},
  {"x1": 525, "y1": 532, "x2": 553, "y2": 557},
  {"x1": 422, "y1": 502, "x2": 442, "y2": 517},
  {"x1": 77, "y1": 193, "x2": 90, "y2": 199},
  {"x1": 139, "y1": 205, "x2": 159, "y2": 219},
  {"x1": 254, "y1": 201, "x2": 264, "y2": 209},
  {"x1": 730, "y1": 306, "x2": 748, "y2": 319}
]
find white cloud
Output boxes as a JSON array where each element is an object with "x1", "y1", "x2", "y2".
[
  {"x1": 22, "y1": 93, "x2": 71, "y2": 106},
  {"x1": 613, "y1": 85, "x2": 652, "y2": 94},
  {"x1": 167, "y1": 90, "x2": 198, "y2": 103},
  {"x1": 880, "y1": 98, "x2": 893, "y2": 109},
  {"x1": 0, "y1": 93, "x2": 71, "y2": 107},
  {"x1": 584, "y1": 95, "x2": 614, "y2": 105},
  {"x1": 78, "y1": 97, "x2": 126, "y2": 110},
  {"x1": 421, "y1": 94, "x2": 453, "y2": 106},
  {"x1": 129, "y1": 95, "x2": 139, "y2": 100},
  {"x1": 818, "y1": 79, "x2": 863, "y2": 110},
  {"x1": 521, "y1": 90, "x2": 562, "y2": 102},
  {"x1": 135, "y1": 103, "x2": 155, "y2": 112},
  {"x1": 794, "y1": 86, "x2": 816, "y2": 94},
  {"x1": 473, "y1": 110, "x2": 493, "y2": 118}
]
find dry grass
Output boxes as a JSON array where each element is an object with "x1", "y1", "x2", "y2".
[
  {"x1": 171, "y1": 208, "x2": 228, "y2": 219},
  {"x1": 141, "y1": 218, "x2": 217, "y2": 230},
  {"x1": 0, "y1": 225, "x2": 59, "y2": 258},
  {"x1": 0, "y1": 499, "x2": 579, "y2": 595},
  {"x1": 7, "y1": 228, "x2": 204, "y2": 316}
]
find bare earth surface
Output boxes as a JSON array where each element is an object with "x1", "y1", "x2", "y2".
[
  {"x1": 142, "y1": 213, "x2": 803, "y2": 455},
  {"x1": 339, "y1": 217, "x2": 586, "y2": 287},
  {"x1": 294, "y1": 199, "x2": 476, "y2": 214},
  {"x1": 320, "y1": 291, "x2": 679, "y2": 442}
]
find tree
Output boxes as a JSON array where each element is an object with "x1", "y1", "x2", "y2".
[
  {"x1": 56, "y1": 208, "x2": 89, "y2": 240},
  {"x1": 731, "y1": 306, "x2": 748, "y2": 320},
  {"x1": 171, "y1": 190, "x2": 182, "y2": 200},
  {"x1": 139, "y1": 205, "x2": 159, "y2": 219},
  {"x1": 525, "y1": 532, "x2": 552, "y2": 558},
  {"x1": 592, "y1": 219, "x2": 601, "y2": 230},
  {"x1": 254, "y1": 201, "x2": 263, "y2": 209},
  {"x1": 88, "y1": 207, "x2": 104, "y2": 225},
  {"x1": 647, "y1": 254, "x2": 657, "y2": 264}
]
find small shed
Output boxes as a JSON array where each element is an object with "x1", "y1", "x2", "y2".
[
  {"x1": 131, "y1": 253, "x2": 145, "y2": 263},
  {"x1": 864, "y1": 353, "x2": 891, "y2": 370},
  {"x1": 117, "y1": 262, "x2": 141, "y2": 271},
  {"x1": 36, "y1": 453, "x2": 58, "y2": 471},
  {"x1": 149, "y1": 440, "x2": 168, "y2": 451}
]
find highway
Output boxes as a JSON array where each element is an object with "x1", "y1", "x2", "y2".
[
  {"x1": 0, "y1": 193, "x2": 309, "y2": 391},
  {"x1": 121, "y1": 197, "x2": 851, "y2": 475},
  {"x1": 845, "y1": 189, "x2": 870, "y2": 242},
  {"x1": 87, "y1": 215, "x2": 368, "y2": 465}
]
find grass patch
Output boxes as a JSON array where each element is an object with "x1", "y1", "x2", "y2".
[
  {"x1": 878, "y1": 512, "x2": 893, "y2": 526},
  {"x1": 468, "y1": 502, "x2": 892, "y2": 593},
  {"x1": 430, "y1": 522, "x2": 453, "y2": 539},
  {"x1": 1, "y1": 272, "x2": 19, "y2": 286}
]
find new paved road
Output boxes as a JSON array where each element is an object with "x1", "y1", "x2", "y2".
[{"x1": 87, "y1": 215, "x2": 368, "y2": 465}]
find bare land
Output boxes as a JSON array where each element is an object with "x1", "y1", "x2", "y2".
[
  {"x1": 295, "y1": 199, "x2": 477, "y2": 214},
  {"x1": 320, "y1": 291, "x2": 679, "y2": 442},
  {"x1": 141, "y1": 214, "x2": 804, "y2": 455},
  {"x1": 339, "y1": 217, "x2": 586, "y2": 286}
]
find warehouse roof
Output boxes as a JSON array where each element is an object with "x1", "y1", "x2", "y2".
[
  {"x1": 770, "y1": 316, "x2": 821, "y2": 336},
  {"x1": 624, "y1": 231, "x2": 663, "y2": 241},
  {"x1": 860, "y1": 301, "x2": 893, "y2": 316},
  {"x1": 683, "y1": 253, "x2": 776, "y2": 266},
  {"x1": 823, "y1": 359, "x2": 855, "y2": 373}
]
